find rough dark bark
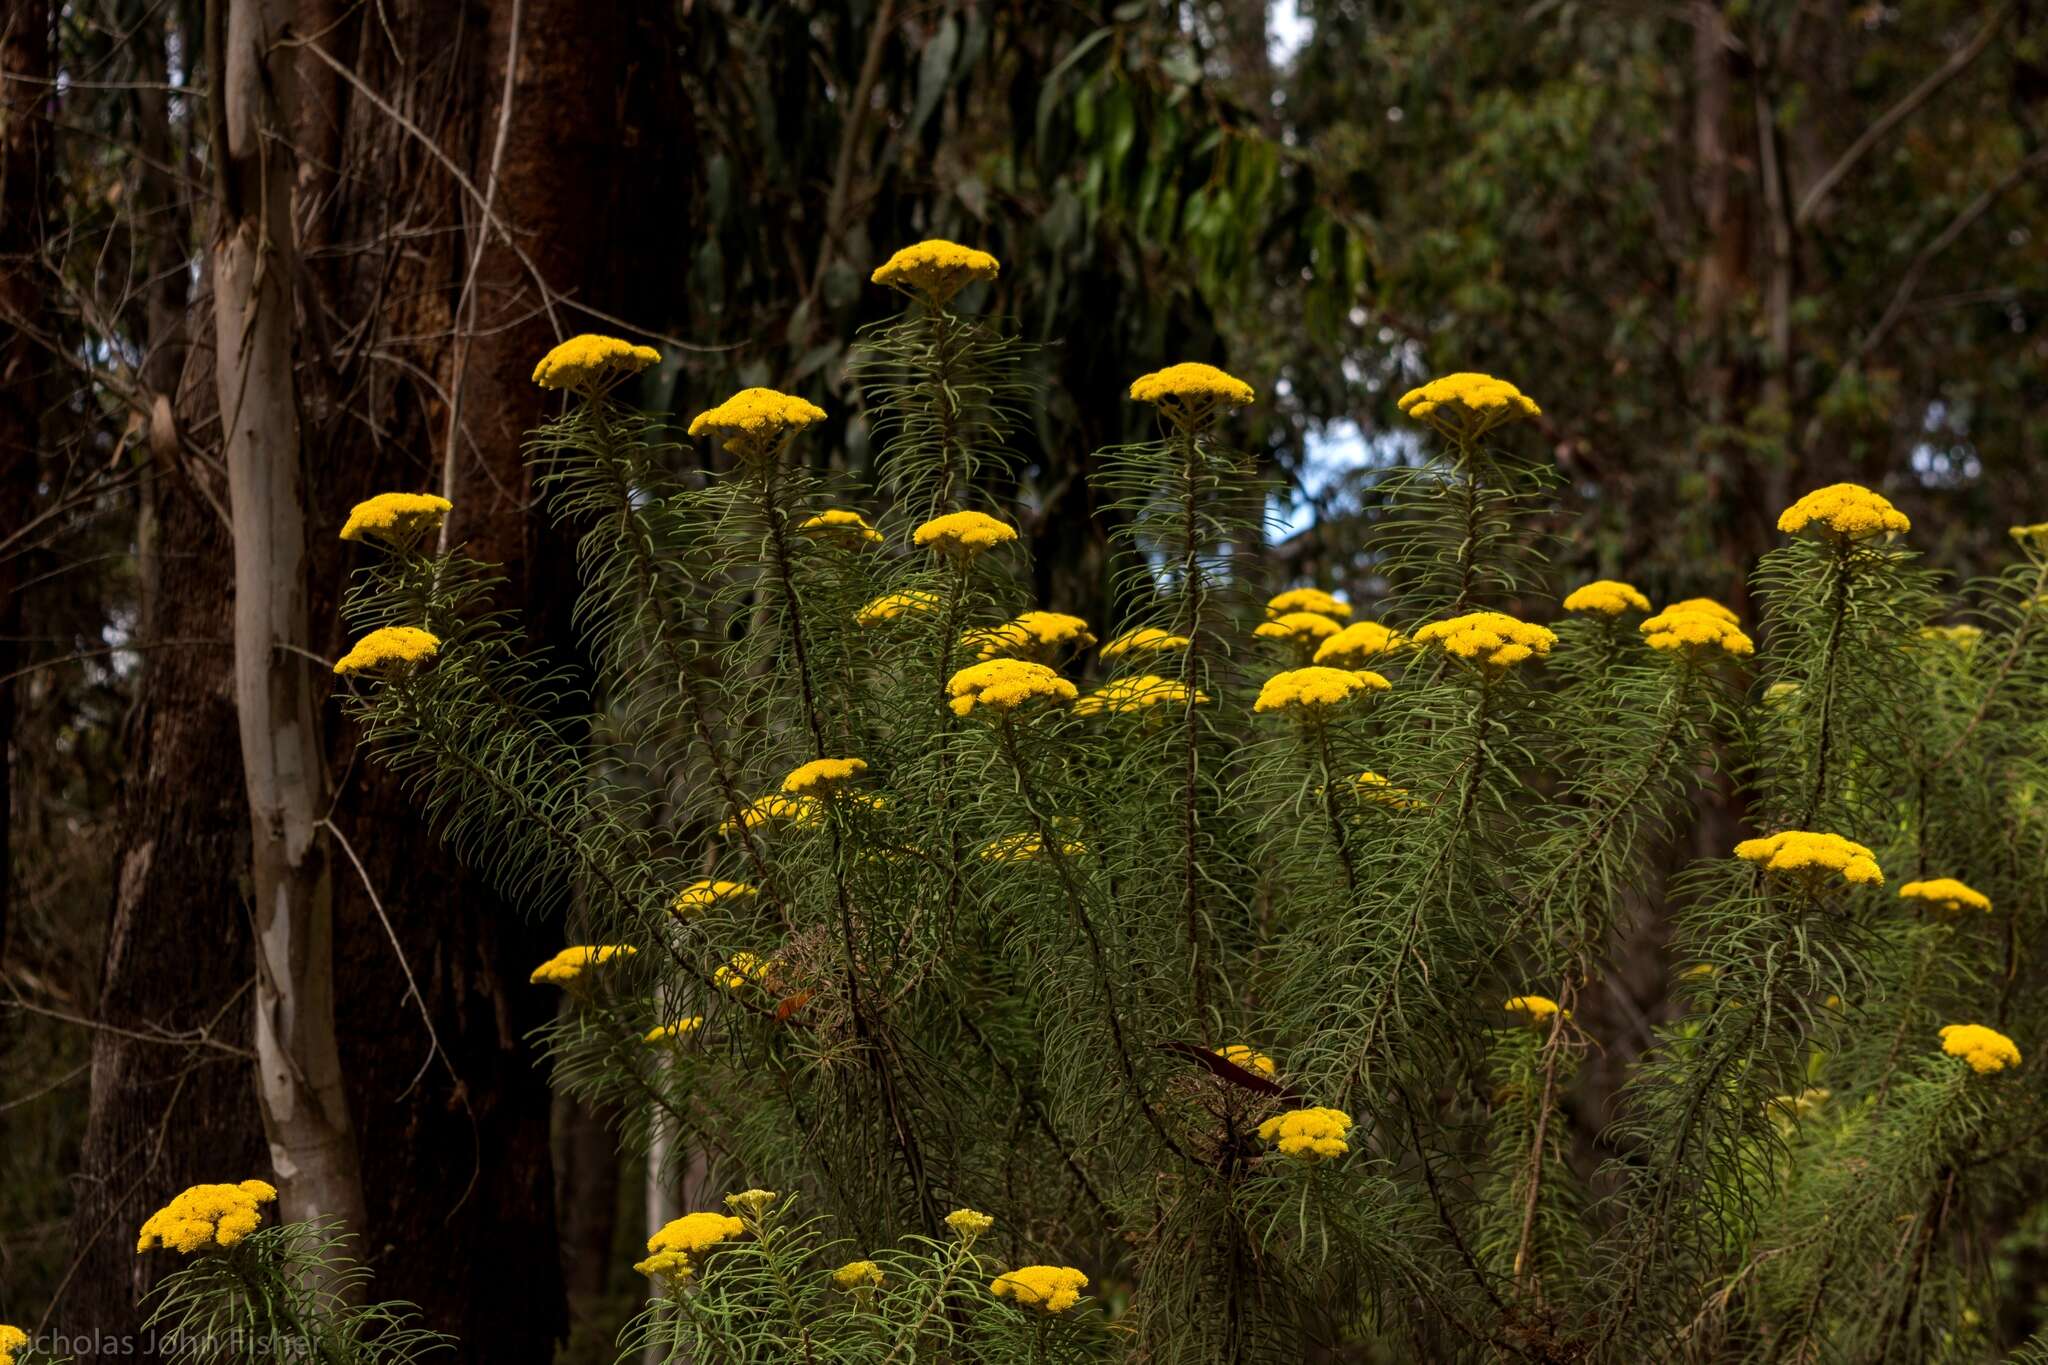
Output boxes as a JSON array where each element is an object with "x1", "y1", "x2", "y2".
[{"x1": 297, "y1": 1, "x2": 687, "y2": 1356}]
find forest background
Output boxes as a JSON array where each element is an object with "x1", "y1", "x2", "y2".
[{"x1": 0, "y1": 0, "x2": 2042, "y2": 1360}]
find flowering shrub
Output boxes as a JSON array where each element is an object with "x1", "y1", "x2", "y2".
[{"x1": 116, "y1": 238, "x2": 2043, "y2": 1361}]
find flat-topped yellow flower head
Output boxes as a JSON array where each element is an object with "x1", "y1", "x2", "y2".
[
  {"x1": 340, "y1": 492, "x2": 452, "y2": 545},
  {"x1": 857, "y1": 591, "x2": 940, "y2": 625},
  {"x1": 1253, "y1": 666, "x2": 1389, "y2": 714},
  {"x1": 1898, "y1": 878, "x2": 1991, "y2": 915},
  {"x1": 1215, "y1": 1044, "x2": 1276, "y2": 1077},
  {"x1": 979, "y1": 831, "x2": 1084, "y2": 861},
  {"x1": 945, "y1": 1207, "x2": 995, "y2": 1242},
  {"x1": 632, "y1": 1249, "x2": 693, "y2": 1282},
  {"x1": 1734, "y1": 830, "x2": 1882, "y2": 888},
  {"x1": 871, "y1": 239, "x2": 1000, "y2": 305},
  {"x1": 1939, "y1": 1022, "x2": 2021, "y2": 1074},
  {"x1": 946, "y1": 659, "x2": 1077, "y2": 716},
  {"x1": 913, "y1": 510, "x2": 1017, "y2": 557},
  {"x1": 798, "y1": 509, "x2": 883, "y2": 546},
  {"x1": 1411, "y1": 612, "x2": 1556, "y2": 671},
  {"x1": 1777, "y1": 483, "x2": 1910, "y2": 541},
  {"x1": 0, "y1": 1324, "x2": 27, "y2": 1365},
  {"x1": 1257, "y1": 1106, "x2": 1353, "y2": 1161},
  {"x1": 1266, "y1": 588, "x2": 1352, "y2": 620},
  {"x1": 1072, "y1": 675, "x2": 1206, "y2": 716},
  {"x1": 967, "y1": 611, "x2": 1095, "y2": 661},
  {"x1": 1255, "y1": 611, "x2": 1344, "y2": 648},
  {"x1": 647, "y1": 1211, "x2": 745, "y2": 1261},
  {"x1": 1562, "y1": 580, "x2": 1651, "y2": 617},
  {"x1": 334, "y1": 626, "x2": 440, "y2": 677},
  {"x1": 530, "y1": 945, "x2": 637, "y2": 986},
  {"x1": 688, "y1": 388, "x2": 826, "y2": 454},
  {"x1": 990, "y1": 1266, "x2": 1089, "y2": 1313},
  {"x1": 645, "y1": 1017, "x2": 704, "y2": 1043},
  {"x1": 1504, "y1": 995, "x2": 1569, "y2": 1027},
  {"x1": 1920, "y1": 624, "x2": 1983, "y2": 650},
  {"x1": 1100, "y1": 626, "x2": 1190, "y2": 658},
  {"x1": 1668, "y1": 597, "x2": 1739, "y2": 624},
  {"x1": 782, "y1": 757, "x2": 868, "y2": 796},
  {"x1": 137, "y1": 1179, "x2": 278, "y2": 1253},
  {"x1": 1128, "y1": 363, "x2": 1256, "y2": 424},
  {"x1": 833, "y1": 1259, "x2": 884, "y2": 1292},
  {"x1": 532, "y1": 334, "x2": 660, "y2": 393},
  {"x1": 1349, "y1": 771, "x2": 1422, "y2": 809},
  {"x1": 1314, "y1": 621, "x2": 1403, "y2": 667},
  {"x1": 1396, "y1": 372, "x2": 1540, "y2": 442},
  {"x1": 718, "y1": 793, "x2": 822, "y2": 836},
  {"x1": 1640, "y1": 605, "x2": 1755, "y2": 657},
  {"x1": 672, "y1": 880, "x2": 756, "y2": 917},
  {"x1": 713, "y1": 951, "x2": 776, "y2": 991}
]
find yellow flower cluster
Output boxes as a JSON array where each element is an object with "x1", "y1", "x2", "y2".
[
  {"x1": 1100, "y1": 626, "x2": 1189, "y2": 657},
  {"x1": 1350, "y1": 771, "x2": 1421, "y2": 809},
  {"x1": 714, "y1": 951, "x2": 775, "y2": 991},
  {"x1": 1257, "y1": 1106, "x2": 1353, "y2": 1161},
  {"x1": 968, "y1": 611, "x2": 1095, "y2": 660},
  {"x1": 1562, "y1": 579, "x2": 1651, "y2": 616},
  {"x1": 1073, "y1": 675, "x2": 1205, "y2": 716},
  {"x1": 1671, "y1": 597, "x2": 1738, "y2": 623},
  {"x1": 645, "y1": 1017, "x2": 703, "y2": 1044},
  {"x1": 870, "y1": 238, "x2": 999, "y2": 303},
  {"x1": 633, "y1": 1250, "x2": 693, "y2": 1282},
  {"x1": 1920, "y1": 624, "x2": 1983, "y2": 649},
  {"x1": 857, "y1": 591, "x2": 940, "y2": 625},
  {"x1": 1215, "y1": 1044, "x2": 1276, "y2": 1077},
  {"x1": 719, "y1": 793, "x2": 822, "y2": 836},
  {"x1": 783, "y1": 757, "x2": 868, "y2": 796},
  {"x1": 1314, "y1": 621, "x2": 1402, "y2": 667},
  {"x1": 530, "y1": 945, "x2": 637, "y2": 986},
  {"x1": 136, "y1": 1179, "x2": 278, "y2": 1254},
  {"x1": 1127, "y1": 362, "x2": 1256, "y2": 408},
  {"x1": 339, "y1": 492, "x2": 452, "y2": 545},
  {"x1": 1267, "y1": 588, "x2": 1352, "y2": 620},
  {"x1": 833, "y1": 1259, "x2": 884, "y2": 1291},
  {"x1": 635, "y1": 1210, "x2": 746, "y2": 1281},
  {"x1": 727, "y1": 1188, "x2": 778, "y2": 1217},
  {"x1": 1255, "y1": 611, "x2": 1344, "y2": 646},
  {"x1": 1777, "y1": 482, "x2": 1910, "y2": 540},
  {"x1": 1939, "y1": 1023, "x2": 2021, "y2": 1074},
  {"x1": 687, "y1": 387, "x2": 827, "y2": 448},
  {"x1": 2010, "y1": 522, "x2": 2048, "y2": 553},
  {"x1": 979, "y1": 831, "x2": 1084, "y2": 861},
  {"x1": 1395, "y1": 372, "x2": 1540, "y2": 441},
  {"x1": 1899, "y1": 878, "x2": 1992, "y2": 915},
  {"x1": 672, "y1": 880, "x2": 756, "y2": 916},
  {"x1": 946, "y1": 1208, "x2": 994, "y2": 1241},
  {"x1": 913, "y1": 510, "x2": 1018, "y2": 556},
  {"x1": 1733, "y1": 831, "x2": 1883, "y2": 888},
  {"x1": 1504, "y1": 995, "x2": 1568, "y2": 1026},
  {"x1": 333, "y1": 626, "x2": 440, "y2": 677},
  {"x1": 531, "y1": 334, "x2": 660, "y2": 391},
  {"x1": 0, "y1": 1325, "x2": 25, "y2": 1365},
  {"x1": 946, "y1": 659, "x2": 1077, "y2": 716},
  {"x1": 798, "y1": 509, "x2": 883, "y2": 545},
  {"x1": 990, "y1": 1266, "x2": 1090, "y2": 1314},
  {"x1": 1640, "y1": 603, "x2": 1754, "y2": 657},
  {"x1": 1411, "y1": 612, "x2": 1556, "y2": 669},
  {"x1": 1253, "y1": 666, "x2": 1389, "y2": 714}
]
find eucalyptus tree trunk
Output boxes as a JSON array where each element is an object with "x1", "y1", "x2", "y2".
[{"x1": 210, "y1": 0, "x2": 365, "y2": 1243}]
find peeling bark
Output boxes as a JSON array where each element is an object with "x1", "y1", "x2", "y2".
[{"x1": 211, "y1": 0, "x2": 366, "y2": 1244}]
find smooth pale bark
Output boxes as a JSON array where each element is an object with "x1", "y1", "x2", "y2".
[{"x1": 211, "y1": 0, "x2": 365, "y2": 1243}]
